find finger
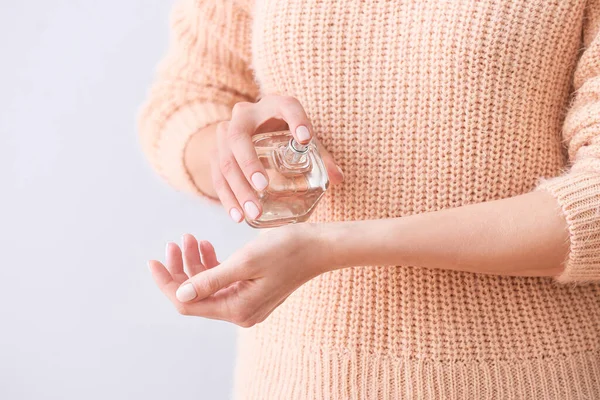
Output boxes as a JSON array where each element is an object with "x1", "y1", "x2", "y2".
[
  {"x1": 314, "y1": 138, "x2": 344, "y2": 185},
  {"x1": 199, "y1": 240, "x2": 219, "y2": 269},
  {"x1": 150, "y1": 257, "x2": 239, "y2": 321},
  {"x1": 218, "y1": 129, "x2": 262, "y2": 221},
  {"x1": 148, "y1": 260, "x2": 180, "y2": 296},
  {"x1": 182, "y1": 234, "x2": 205, "y2": 276},
  {"x1": 165, "y1": 243, "x2": 188, "y2": 283},
  {"x1": 175, "y1": 259, "x2": 244, "y2": 303},
  {"x1": 227, "y1": 102, "x2": 270, "y2": 192},
  {"x1": 175, "y1": 285, "x2": 240, "y2": 320},
  {"x1": 149, "y1": 259, "x2": 229, "y2": 319},
  {"x1": 211, "y1": 156, "x2": 244, "y2": 223},
  {"x1": 262, "y1": 95, "x2": 313, "y2": 145},
  {"x1": 253, "y1": 117, "x2": 288, "y2": 134}
]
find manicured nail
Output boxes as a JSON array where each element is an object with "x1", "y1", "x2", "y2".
[
  {"x1": 251, "y1": 172, "x2": 268, "y2": 191},
  {"x1": 244, "y1": 201, "x2": 260, "y2": 220},
  {"x1": 229, "y1": 208, "x2": 243, "y2": 223},
  {"x1": 176, "y1": 283, "x2": 197, "y2": 302},
  {"x1": 295, "y1": 125, "x2": 311, "y2": 142}
]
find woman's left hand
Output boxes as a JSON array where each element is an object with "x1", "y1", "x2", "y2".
[{"x1": 148, "y1": 224, "x2": 329, "y2": 327}]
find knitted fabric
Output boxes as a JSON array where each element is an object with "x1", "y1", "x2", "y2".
[{"x1": 139, "y1": 0, "x2": 600, "y2": 398}]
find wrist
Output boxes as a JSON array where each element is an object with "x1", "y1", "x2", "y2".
[
  {"x1": 310, "y1": 221, "x2": 364, "y2": 272},
  {"x1": 288, "y1": 222, "x2": 339, "y2": 275},
  {"x1": 311, "y1": 217, "x2": 414, "y2": 271}
]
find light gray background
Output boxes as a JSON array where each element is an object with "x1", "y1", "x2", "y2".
[{"x1": 0, "y1": 1, "x2": 257, "y2": 399}]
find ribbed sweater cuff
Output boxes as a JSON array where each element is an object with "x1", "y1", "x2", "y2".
[
  {"x1": 154, "y1": 102, "x2": 231, "y2": 198},
  {"x1": 536, "y1": 171, "x2": 600, "y2": 283}
]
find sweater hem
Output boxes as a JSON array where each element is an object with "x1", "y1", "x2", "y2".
[{"x1": 233, "y1": 331, "x2": 600, "y2": 400}]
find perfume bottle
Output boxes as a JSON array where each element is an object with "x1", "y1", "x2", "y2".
[{"x1": 247, "y1": 130, "x2": 329, "y2": 228}]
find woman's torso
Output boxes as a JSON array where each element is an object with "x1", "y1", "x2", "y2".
[{"x1": 234, "y1": 1, "x2": 600, "y2": 398}]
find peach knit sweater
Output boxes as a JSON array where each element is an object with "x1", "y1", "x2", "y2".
[{"x1": 139, "y1": 0, "x2": 600, "y2": 398}]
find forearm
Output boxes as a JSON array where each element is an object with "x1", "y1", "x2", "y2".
[
  {"x1": 183, "y1": 123, "x2": 219, "y2": 199},
  {"x1": 319, "y1": 191, "x2": 569, "y2": 277}
]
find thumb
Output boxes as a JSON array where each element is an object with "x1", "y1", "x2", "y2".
[
  {"x1": 314, "y1": 139, "x2": 344, "y2": 185},
  {"x1": 175, "y1": 261, "x2": 239, "y2": 303}
]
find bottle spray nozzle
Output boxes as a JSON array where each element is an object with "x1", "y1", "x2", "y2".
[{"x1": 290, "y1": 138, "x2": 310, "y2": 154}]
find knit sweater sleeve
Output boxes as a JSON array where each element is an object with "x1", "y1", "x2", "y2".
[
  {"x1": 137, "y1": 0, "x2": 258, "y2": 196},
  {"x1": 535, "y1": 1, "x2": 600, "y2": 283}
]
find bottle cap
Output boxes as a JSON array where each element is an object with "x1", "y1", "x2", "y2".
[{"x1": 290, "y1": 138, "x2": 309, "y2": 153}]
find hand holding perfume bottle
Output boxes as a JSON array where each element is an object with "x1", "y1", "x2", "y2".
[{"x1": 205, "y1": 95, "x2": 344, "y2": 226}]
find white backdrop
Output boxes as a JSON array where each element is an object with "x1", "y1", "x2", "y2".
[{"x1": 0, "y1": 1, "x2": 257, "y2": 399}]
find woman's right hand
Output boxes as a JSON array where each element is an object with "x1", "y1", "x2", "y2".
[{"x1": 206, "y1": 95, "x2": 344, "y2": 223}]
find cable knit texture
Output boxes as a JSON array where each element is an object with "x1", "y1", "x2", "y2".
[{"x1": 139, "y1": 0, "x2": 600, "y2": 398}]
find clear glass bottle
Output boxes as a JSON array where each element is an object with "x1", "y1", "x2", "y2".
[{"x1": 247, "y1": 130, "x2": 329, "y2": 228}]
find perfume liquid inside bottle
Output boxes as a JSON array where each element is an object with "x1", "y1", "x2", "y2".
[{"x1": 247, "y1": 131, "x2": 329, "y2": 228}]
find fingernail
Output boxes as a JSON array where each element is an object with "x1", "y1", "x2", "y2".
[
  {"x1": 165, "y1": 242, "x2": 172, "y2": 254},
  {"x1": 244, "y1": 201, "x2": 260, "y2": 220},
  {"x1": 176, "y1": 283, "x2": 197, "y2": 302},
  {"x1": 229, "y1": 208, "x2": 243, "y2": 223},
  {"x1": 251, "y1": 172, "x2": 268, "y2": 191},
  {"x1": 181, "y1": 235, "x2": 188, "y2": 248},
  {"x1": 295, "y1": 125, "x2": 311, "y2": 142}
]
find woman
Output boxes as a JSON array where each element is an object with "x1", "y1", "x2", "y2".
[{"x1": 139, "y1": 0, "x2": 600, "y2": 398}]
